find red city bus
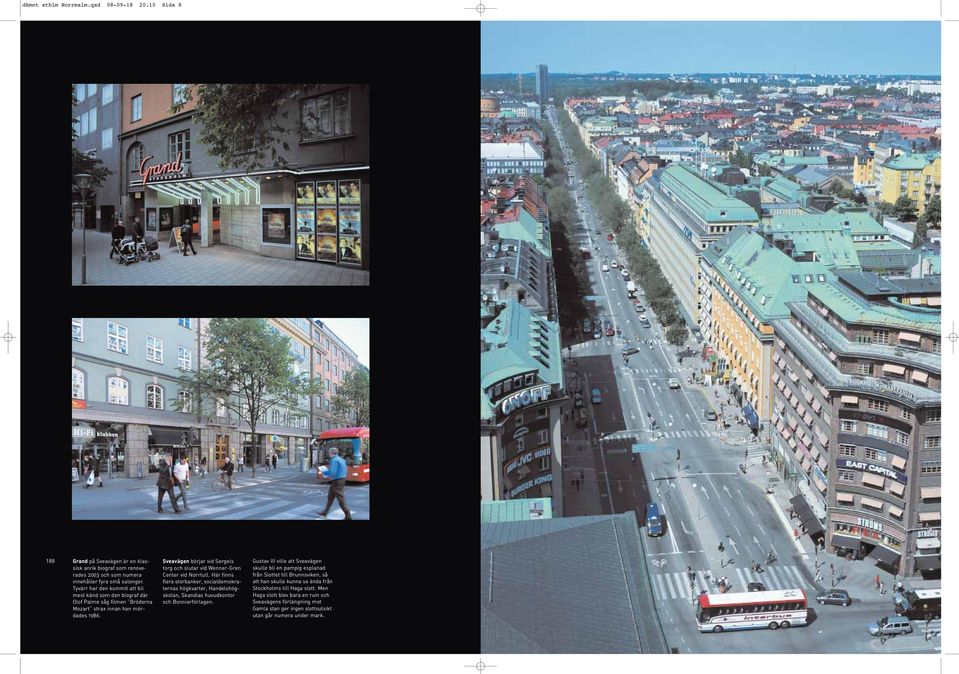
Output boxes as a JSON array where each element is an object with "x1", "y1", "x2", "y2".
[{"x1": 316, "y1": 426, "x2": 370, "y2": 483}]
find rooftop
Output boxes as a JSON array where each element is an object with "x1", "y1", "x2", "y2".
[
  {"x1": 806, "y1": 282, "x2": 940, "y2": 334},
  {"x1": 481, "y1": 141, "x2": 544, "y2": 161},
  {"x1": 480, "y1": 498, "x2": 553, "y2": 523},
  {"x1": 658, "y1": 164, "x2": 759, "y2": 224},
  {"x1": 884, "y1": 152, "x2": 940, "y2": 171}
]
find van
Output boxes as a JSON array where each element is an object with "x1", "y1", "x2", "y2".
[
  {"x1": 646, "y1": 502, "x2": 664, "y2": 536},
  {"x1": 867, "y1": 616, "x2": 912, "y2": 636}
]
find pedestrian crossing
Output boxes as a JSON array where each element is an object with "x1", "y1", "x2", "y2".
[
  {"x1": 629, "y1": 366, "x2": 682, "y2": 375},
  {"x1": 651, "y1": 564, "x2": 812, "y2": 602},
  {"x1": 657, "y1": 429, "x2": 710, "y2": 439}
]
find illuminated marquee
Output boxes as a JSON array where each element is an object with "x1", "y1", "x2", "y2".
[{"x1": 500, "y1": 384, "x2": 551, "y2": 416}]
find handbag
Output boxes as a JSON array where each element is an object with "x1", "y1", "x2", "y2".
[{"x1": 86, "y1": 473, "x2": 95, "y2": 486}]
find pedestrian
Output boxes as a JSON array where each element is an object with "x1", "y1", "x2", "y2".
[
  {"x1": 744, "y1": 449, "x2": 749, "y2": 462},
  {"x1": 875, "y1": 574, "x2": 881, "y2": 591},
  {"x1": 264, "y1": 453, "x2": 271, "y2": 472},
  {"x1": 793, "y1": 527, "x2": 799, "y2": 541},
  {"x1": 580, "y1": 469, "x2": 584, "y2": 481},
  {"x1": 180, "y1": 219, "x2": 197, "y2": 255},
  {"x1": 199, "y1": 456, "x2": 207, "y2": 478},
  {"x1": 238, "y1": 453, "x2": 244, "y2": 473},
  {"x1": 110, "y1": 217, "x2": 125, "y2": 259},
  {"x1": 271, "y1": 453, "x2": 277, "y2": 471},
  {"x1": 830, "y1": 562, "x2": 834, "y2": 575},
  {"x1": 317, "y1": 447, "x2": 352, "y2": 520},
  {"x1": 132, "y1": 216, "x2": 144, "y2": 249},
  {"x1": 90, "y1": 457, "x2": 103, "y2": 488},
  {"x1": 220, "y1": 455, "x2": 235, "y2": 489},
  {"x1": 172, "y1": 457, "x2": 190, "y2": 511},
  {"x1": 814, "y1": 570, "x2": 822, "y2": 583},
  {"x1": 880, "y1": 581, "x2": 885, "y2": 595},
  {"x1": 156, "y1": 454, "x2": 181, "y2": 514}
]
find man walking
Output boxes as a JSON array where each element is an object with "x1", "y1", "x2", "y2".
[
  {"x1": 180, "y1": 219, "x2": 197, "y2": 256},
  {"x1": 156, "y1": 454, "x2": 181, "y2": 514},
  {"x1": 110, "y1": 217, "x2": 125, "y2": 259},
  {"x1": 220, "y1": 455, "x2": 235, "y2": 489},
  {"x1": 318, "y1": 448, "x2": 352, "y2": 520},
  {"x1": 238, "y1": 453, "x2": 244, "y2": 473},
  {"x1": 875, "y1": 574, "x2": 881, "y2": 591},
  {"x1": 173, "y1": 456, "x2": 191, "y2": 511}
]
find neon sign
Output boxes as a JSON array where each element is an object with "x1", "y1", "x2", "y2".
[{"x1": 139, "y1": 152, "x2": 183, "y2": 184}]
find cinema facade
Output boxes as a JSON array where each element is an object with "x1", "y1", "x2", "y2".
[{"x1": 117, "y1": 83, "x2": 369, "y2": 269}]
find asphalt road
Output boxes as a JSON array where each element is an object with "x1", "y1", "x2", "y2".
[{"x1": 548, "y1": 109, "x2": 937, "y2": 654}]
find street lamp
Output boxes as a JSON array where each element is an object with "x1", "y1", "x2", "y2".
[{"x1": 74, "y1": 173, "x2": 94, "y2": 285}]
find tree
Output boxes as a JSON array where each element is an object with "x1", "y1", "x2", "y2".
[
  {"x1": 666, "y1": 322, "x2": 689, "y2": 347},
  {"x1": 922, "y1": 195, "x2": 940, "y2": 227},
  {"x1": 174, "y1": 318, "x2": 324, "y2": 478},
  {"x1": 170, "y1": 84, "x2": 364, "y2": 172},
  {"x1": 851, "y1": 191, "x2": 867, "y2": 205},
  {"x1": 72, "y1": 89, "x2": 113, "y2": 189},
  {"x1": 893, "y1": 195, "x2": 917, "y2": 222},
  {"x1": 330, "y1": 367, "x2": 370, "y2": 427},
  {"x1": 911, "y1": 218, "x2": 928, "y2": 249}
]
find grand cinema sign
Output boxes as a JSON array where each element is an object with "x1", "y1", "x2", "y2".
[
  {"x1": 500, "y1": 384, "x2": 551, "y2": 416},
  {"x1": 139, "y1": 152, "x2": 184, "y2": 184}
]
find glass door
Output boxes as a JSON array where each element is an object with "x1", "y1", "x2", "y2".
[{"x1": 295, "y1": 181, "x2": 316, "y2": 261}]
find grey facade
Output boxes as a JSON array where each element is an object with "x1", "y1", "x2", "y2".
[
  {"x1": 118, "y1": 84, "x2": 369, "y2": 269},
  {"x1": 72, "y1": 83, "x2": 122, "y2": 231},
  {"x1": 535, "y1": 64, "x2": 548, "y2": 103}
]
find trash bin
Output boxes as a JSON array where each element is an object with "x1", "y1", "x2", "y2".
[{"x1": 300, "y1": 457, "x2": 309, "y2": 472}]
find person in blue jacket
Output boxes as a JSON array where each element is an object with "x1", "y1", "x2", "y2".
[{"x1": 318, "y1": 448, "x2": 352, "y2": 520}]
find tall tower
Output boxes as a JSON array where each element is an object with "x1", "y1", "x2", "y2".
[
  {"x1": 517, "y1": 73, "x2": 523, "y2": 96},
  {"x1": 536, "y1": 64, "x2": 548, "y2": 103}
]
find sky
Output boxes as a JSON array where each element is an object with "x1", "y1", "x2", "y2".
[
  {"x1": 317, "y1": 318, "x2": 370, "y2": 368},
  {"x1": 481, "y1": 22, "x2": 941, "y2": 76}
]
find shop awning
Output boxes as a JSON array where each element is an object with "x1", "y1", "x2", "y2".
[
  {"x1": 912, "y1": 371, "x2": 928, "y2": 383},
  {"x1": 862, "y1": 473, "x2": 885, "y2": 488},
  {"x1": 888, "y1": 482, "x2": 905, "y2": 497},
  {"x1": 148, "y1": 426, "x2": 191, "y2": 447},
  {"x1": 141, "y1": 175, "x2": 263, "y2": 206},
  {"x1": 914, "y1": 555, "x2": 940, "y2": 571},
  {"x1": 891, "y1": 456, "x2": 907, "y2": 470},
  {"x1": 883, "y1": 363, "x2": 905, "y2": 376},
  {"x1": 917, "y1": 511, "x2": 940, "y2": 522},
  {"x1": 868, "y1": 545, "x2": 900, "y2": 567},
  {"x1": 860, "y1": 496, "x2": 883, "y2": 510},
  {"x1": 789, "y1": 495, "x2": 824, "y2": 536},
  {"x1": 915, "y1": 537, "x2": 941, "y2": 550},
  {"x1": 836, "y1": 492, "x2": 855, "y2": 504},
  {"x1": 888, "y1": 505, "x2": 903, "y2": 518},
  {"x1": 811, "y1": 399, "x2": 822, "y2": 413},
  {"x1": 830, "y1": 533, "x2": 861, "y2": 550},
  {"x1": 801, "y1": 457, "x2": 812, "y2": 471},
  {"x1": 898, "y1": 331, "x2": 920, "y2": 343},
  {"x1": 841, "y1": 395, "x2": 858, "y2": 405},
  {"x1": 920, "y1": 487, "x2": 942, "y2": 499}
]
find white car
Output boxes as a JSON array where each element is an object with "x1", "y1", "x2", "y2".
[
  {"x1": 611, "y1": 261, "x2": 618, "y2": 268},
  {"x1": 621, "y1": 269, "x2": 629, "y2": 278},
  {"x1": 668, "y1": 378, "x2": 681, "y2": 390},
  {"x1": 602, "y1": 264, "x2": 610, "y2": 272},
  {"x1": 639, "y1": 313, "x2": 648, "y2": 321}
]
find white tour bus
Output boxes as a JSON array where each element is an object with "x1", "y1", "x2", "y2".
[{"x1": 696, "y1": 588, "x2": 808, "y2": 633}]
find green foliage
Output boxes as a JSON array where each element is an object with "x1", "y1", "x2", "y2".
[
  {"x1": 911, "y1": 218, "x2": 928, "y2": 249},
  {"x1": 72, "y1": 89, "x2": 113, "y2": 189},
  {"x1": 666, "y1": 322, "x2": 689, "y2": 346},
  {"x1": 922, "y1": 195, "x2": 940, "y2": 226},
  {"x1": 330, "y1": 368, "x2": 370, "y2": 427},
  {"x1": 893, "y1": 195, "x2": 917, "y2": 222}
]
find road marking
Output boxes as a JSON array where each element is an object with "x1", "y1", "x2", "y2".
[
  {"x1": 213, "y1": 499, "x2": 294, "y2": 520},
  {"x1": 681, "y1": 519, "x2": 691, "y2": 535},
  {"x1": 263, "y1": 503, "x2": 325, "y2": 520},
  {"x1": 664, "y1": 572, "x2": 678, "y2": 599}
]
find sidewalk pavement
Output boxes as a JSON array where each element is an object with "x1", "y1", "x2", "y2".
[
  {"x1": 73, "y1": 229, "x2": 369, "y2": 286},
  {"x1": 73, "y1": 462, "x2": 306, "y2": 495}
]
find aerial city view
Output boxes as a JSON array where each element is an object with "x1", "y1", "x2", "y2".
[{"x1": 480, "y1": 21, "x2": 941, "y2": 654}]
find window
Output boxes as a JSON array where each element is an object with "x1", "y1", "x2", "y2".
[
  {"x1": 87, "y1": 83, "x2": 97, "y2": 97},
  {"x1": 131, "y1": 94, "x2": 142, "y2": 122},
  {"x1": 925, "y1": 409, "x2": 941, "y2": 423},
  {"x1": 72, "y1": 318, "x2": 83, "y2": 342},
  {"x1": 333, "y1": 346, "x2": 338, "y2": 358},
  {"x1": 261, "y1": 207, "x2": 291, "y2": 245},
  {"x1": 839, "y1": 444, "x2": 856, "y2": 457},
  {"x1": 333, "y1": 365, "x2": 338, "y2": 377},
  {"x1": 146, "y1": 384, "x2": 164, "y2": 410},
  {"x1": 840, "y1": 419, "x2": 857, "y2": 433},
  {"x1": 177, "y1": 346, "x2": 192, "y2": 370},
  {"x1": 856, "y1": 362, "x2": 871, "y2": 375},
  {"x1": 324, "y1": 338, "x2": 330, "y2": 350},
  {"x1": 102, "y1": 84, "x2": 113, "y2": 105},
  {"x1": 89, "y1": 107, "x2": 96, "y2": 133},
  {"x1": 107, "y1": 322, "x2": 128, "y2": 354},
  {"x1": 178, "y1": 390, "x2": 193, "y2": 414},
  {"x1": 216, "y1": 397, "x2": 227, "y2": 418},
  {"x1": 325, "y1": 359, "x2": 330, "y2": 372},
  {"x1": 537, "y1": 407, "x2": 548, "y2": 419},
  {"x1": 72, "y1": 369, "x2": 85, "y2": 399},
  {"x1": 538, "y1": 429, "x2": 549, "y2": 445},
  {"x1": 75, "y1": 84, "x2": 86, "y2": 102},
  {"x1": 924, "y1": 436, "x2": 941, "y2": 449},
  {"x1": 872, "y1": 329, "x2": 889, "y2": 345},
  {"x1": 838, "y1": 469, "x2": 855, "y2": 482},
  {"x1": 867, "y1": 400, "x2": 889, "y2": 413},
  {"x1": 173, "y1": 83, "x2": 189, "y2": 105},
  {"x1": 539, "y1": 455, "x2": 552, "y2": 471},
  {"x1": 332, "y1": 383, "x2": 337, "y2": 395},
  {"x1": 178, "y1": 318, "x2": 192, "y2": 329},
  {"x1": 865, "y1": 422, "x2": 887, "y2": 439},
  {"x1": 895, "y1": 430, "x2": 909, "y2": 446},
  {"x1": 80, "y1": 111, "x2": 88, "y2": 136},
  {"x1": 817, "y1": 274, "x2": 826, "y2": 282},
  {"x1": 300, "y1": 89, "x2": 352, "y2": 141},
  {"x1": 899, "y1": 408, "x2": 911, "y2": 421},
  {"x1": 920, "y1": 461, "x2": 941, "y2": 474},
  {"x1": 804, "y1": 275, "x2": 812, "y2": 283},
  {"x1": 271, "y1": 409, "x2": 280, "y2": 425},
  {"x1": 101, "y1": 128, "x2": 113, "y2": 150},
  {"x1": 146, "y1": 336, "x2": 163, "y2": 363},
  {"x1": 324, "y1": 399, "x2": 330, "y2": 411},
  {"x1": 864, "y1": 448, "x2": 887, "y2": 462},
  {"x1": 168, "y1": 130, "x2": 191, "y2": 161},
  {"x1": 107, "y1": 377, "x2": 129, "y2": 405},
  {"x1": 325, "y1": 378, "x2": 331, "y2": 393}
]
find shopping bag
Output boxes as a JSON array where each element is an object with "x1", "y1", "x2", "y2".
[{"x1": 86, "y1": 473, "x2": 95, "y2": 486}]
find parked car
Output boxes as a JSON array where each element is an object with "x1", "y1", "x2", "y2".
[
  {"x1": 606, "y1": 326, "x2": 615, "y2": 337},
  {"x1": 667, "y1": 378, "x2": 681, "y2": 390},
  {"x1": 583, "y1": 319, "x2": 593, "y2": 334},
  {"x1": 704, "y1": 410, "x2": 718, "y2": 421},
  {"x1": 640, "y1": 320, "x2": 651, "y2": 328},
  {"x1": 602, "y1": 264, "x2": 609, "y2": 272},
  {"x1": 621, "y1": 270, "x2": 630, "y2": 279},
  {"x1": 867, "y1": 616, "x2": 912, "y2": 636},
  {"x1": 593, "y1": 328, "x2": 602, "y2": 339},
  {"x1": 611, "y1": 260, "x2": 618, "y2": 268},
  {"x1": 747, "y1": 582, "x2": 766, "y2": 592},
  {"x1": 591, "y1": 388, "x2": 602, "y2": 404},
  {"x1": 607, "y1": 234, "x2": 614, "y2": 241},
  {"x1": 639, "y1": 313, "x2": 647, "y2": 321},
  {"x1": 635, "y1": 304, "x2": 643, "y2": 313},
  {"x1": 816, "y1": 589, "x2": 851, "y2": 607},
  {"x1": 646, "y1": 502, "x2": 664, "y2": 536}
]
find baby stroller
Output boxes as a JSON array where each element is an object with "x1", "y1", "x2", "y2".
[{"x1": 114, "y1": 236, "x2": 160, "y2": 264}]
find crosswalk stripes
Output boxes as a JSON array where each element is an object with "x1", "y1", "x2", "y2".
[
  {"x1": 263, "y1": 503, "x2": 324, "y2": 520},
  {"x1": 659, "y1": 430, "x2": 709, "y2": 439},
  {"x1": 652, "y1": 565, "x2": 812, "y2": 603}
]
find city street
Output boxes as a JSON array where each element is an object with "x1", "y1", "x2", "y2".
[
  {"x1": 549, "y1": 109, "x2": 939, "y2": 654},
  {"x1": 72, "y1": 229, "x2": 369, "y2": 286},
  {"x1": 72, "y1": 465, "x2": 369, "y2": 520}
]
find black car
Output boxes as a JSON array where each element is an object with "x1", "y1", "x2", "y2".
[
  {"x1": 747, "y1": 582, "x2": 765, "y2": 592},
  {"x1": 704, "y1": 410, "x2": 718, "y2": 421},
  {"x1": 816, "y1": 589, "x2": 851, "y2": 607}
]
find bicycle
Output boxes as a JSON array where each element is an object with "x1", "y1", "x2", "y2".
[{"x1": 209, "y1": 472, "x2": 236, "y2": 491}]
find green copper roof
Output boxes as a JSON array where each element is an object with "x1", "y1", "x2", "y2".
[
  {"x1": 807, "y1": 283, "x2": 941, "y2": 334},
  {"x1": 481, "y1": 498, "x2": 553, "y2": 522},
  {"x1": 777, "y1": 155, "x2": 829, "y2": 166},
  {"x1": 660, "y1": 164, "x2": 759, "y2": 224},
  {"x1": 762, "y1": 176, "x2": 806, "y2": 203},
  {"x1": 493, "y1": 208, "x2": 552, "y2": 259},
  {"x1": 705, "y1": 230, "x2": 833, "y2": 323},
  {"x1": 884, "y1": 152, "x2": 939, "y2": 171},
  {"x1": 771, "y1": 210, "x2": 887, "y2": 236},
  {"x1": 481, "y1": 299, "x2": 562, "y2": 419}
]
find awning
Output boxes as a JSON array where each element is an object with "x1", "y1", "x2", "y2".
[
  {"x1": 920, "y1": 487, "x2": 942, "y2": 499},
  {"x1": 891, "y1": 456, "x2": 907, "y2": 470},
  {"x1": 925, "y1": 297, "x2": 941, "y2": 308},
  {"x1": 148, "y1": 426, "x2": 192, "y2": 446},
  {"x1": 917, "y1": 511, "x2": 940, "y2": 522},
  {"x1": 840, "y1": 395, "x2": 858, "y2": 405},
  {"x1": 912, "y1": 371, "x2": 928, "y2": 383},
  {"x1": 788, "y1": 416, "x2": 798, "y2": 430},
  {"x1": 862, "y1": 473, "x2": 885, "y2": 488},
  {"x1": 801, "y1": 457, "x2": 812, "y2": 471},
  {"x1": 830, "y1": 533, "x2": 861, "y2": 550},
  {"x1": 804, "y1": 413, "x2": 813, "y2": 426},
  {"x1": 812, "y1": 399, "x2": 822, "y2": 413},
  {"x1": 888, "y1": 482, "x2": 905, "y2": 497},
  {"x1": 138, "y1": 175, "x2": 262, "y2": 206},
  {"x1": 898, "y1": 331, "x2": 920, "y2": 343},
  {"x1": 883, "y1": 363, "x2": 905, "y2": 376},
  {"x1": 803, "y1": 389, "x2": 814, "y2": 403},
  {"x1": 817, "y1": 456, "x2": 829, "y2": 471},
  {"x1": 914, "y1": 555, "x2": 941, "y2": 571},
  {"x1": 888, "y1": 505, "x2": 903, "y2": 518},
  {"x1": 788, "y1": 371, "x2": 799, "y2": 382},
  {"x1": 860, "y1": 496, "x2": 883, "y2": 510},
  {"x1": 789, "y1": 495, "x2": 824, "y2": 535},
  {"x1": 742, "y1": 403, "x2": 759, "y2": 431},
  {"x1": 868, "y1": 545, "x2": 900, "y2": 567},
  {"x1": 915, "y1": 538, "x2": 941, "y2": 550},
  {"x1": 797, "y1": 403, "x2": 807, "y2": 417},
  {"x1": 812, "y1": 475, "x2": 827, "y2": 493},
  {"x1": 836, "y1": 492, "x2": 855, "y2": 504}
]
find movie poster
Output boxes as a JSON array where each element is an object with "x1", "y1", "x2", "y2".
[
  {"x1": 339, "y1": 236, "x2": 362, "y2": 266},
  {"x1": 296, "y1": 207, "x2": 315, "y2": 261},
  {"x1": 316, "y1": 208, "x2": 338, "y2": 234},
  {"x1": 338, "y1": 206, "x2": 361, "y2": 237},
  {"x1": 316, "y1": 234, "x2": 337, "y2": 263},
  {"x1": 296, "y1": 234, "x2": 315, "y2": 260},
  {"x1": 338, "y1": 179, "x2": 360, "y2": 205},
  {"x1": 317, "y1": 180, "x2": 337, "y2": 206},
  {"x1": 296, "y1": 182, "x2": 315, "y2": 206}
]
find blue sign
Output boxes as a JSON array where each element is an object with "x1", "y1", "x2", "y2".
[
  {"x1": 836, "y1": 458, "x2": 907, "y2": 484},
  {"x1": 631, "y1": 443, "x2": 657, "y2": 454}
]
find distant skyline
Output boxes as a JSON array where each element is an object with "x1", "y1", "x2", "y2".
[{"x1": 481, "y1": 22, "x2": 940, "y2": 77}]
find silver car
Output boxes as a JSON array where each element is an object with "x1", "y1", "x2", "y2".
[{"x1": 867, "y1": 616, "x2": 912, "y2": 636}]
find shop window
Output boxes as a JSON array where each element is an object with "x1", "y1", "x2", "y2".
[
  {"x1": 146, "y1": 335, "x2": 163, "y2": 364},
  {"x1": 107, "y1": 321, "x2": 128, "y2": 354},
  {"x1": 107, "y1": 376, "x2": 129, "y2": 405},
  {"x1": 72, "y1": 318, "x2": 84, "y2": 342},
  {"x1": 300, "y1": 89, "x2": 352, "y2": 142},
  {"x1": 72, "y1": 368, "x2": 85, "y2": 400},
  {"x1": 261, "y1": 207, "x2": 291, "y2": 245},
  {"x1": 146, "y1": 384, "x2": 164, "y2": 410}
]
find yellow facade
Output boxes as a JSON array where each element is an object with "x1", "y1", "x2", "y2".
[
  {"x1": 789, "y1": 116, "x2": 811, "y2": 131},
  {"x1": 881, "y1": 155, "x2": 941, "y2": 216},
  {"x1": 708, "y1": 271, "x2": 774, "y2": 419},
  {"x1": 853, "y1": 154, "x2": 874, "y2": 186}
]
